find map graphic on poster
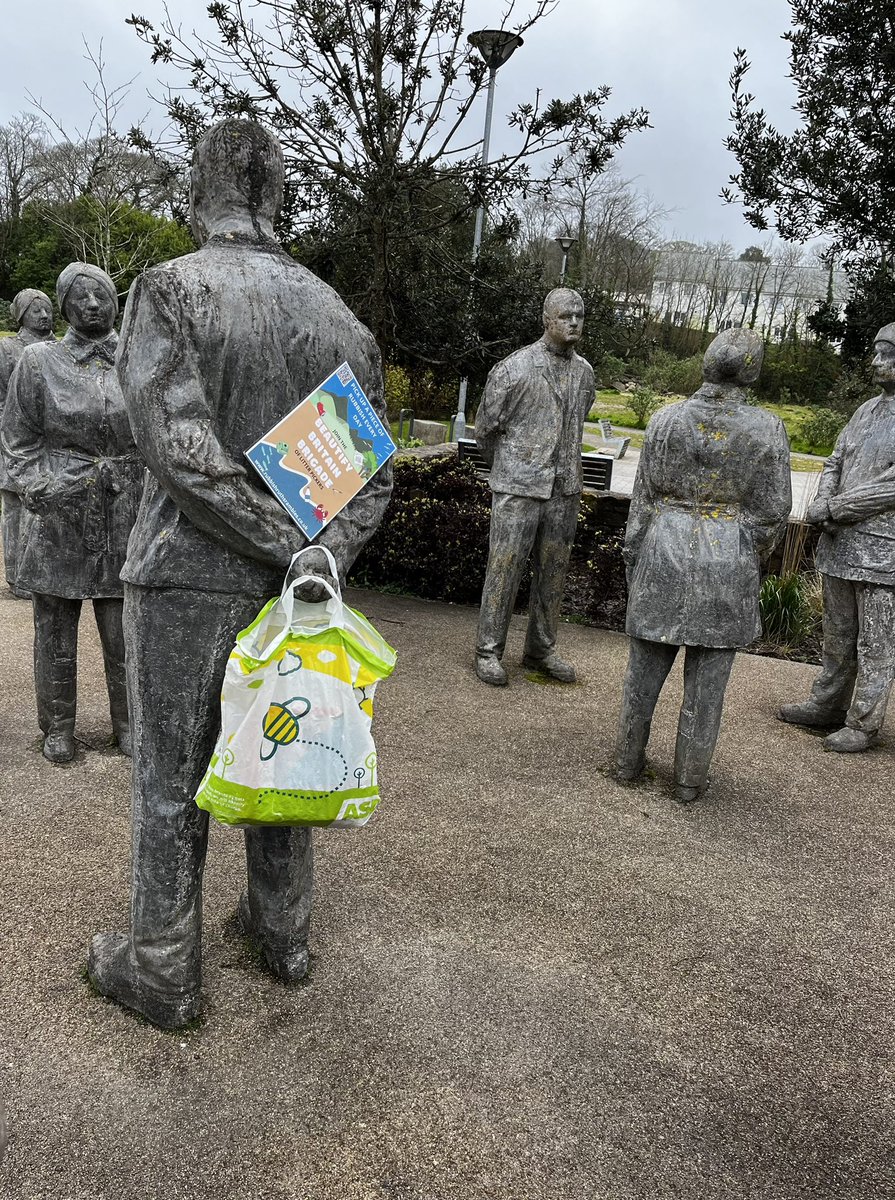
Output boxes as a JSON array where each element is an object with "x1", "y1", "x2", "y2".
[{"x1": 246, "y1": 362, "x2": 396, "y2": 541}]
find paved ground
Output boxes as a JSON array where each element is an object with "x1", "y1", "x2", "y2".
[{"x1": 1, "y1": 584, "x2": 893, "y2": 1200}]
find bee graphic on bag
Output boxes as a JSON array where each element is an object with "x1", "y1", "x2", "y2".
[{"x1": 260, "y1": 696, "x2": 312, "y2": 761}]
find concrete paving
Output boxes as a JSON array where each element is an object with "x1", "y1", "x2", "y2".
[{"x1": 0, "y1": 583, "x2": 893, "y2": 1199}]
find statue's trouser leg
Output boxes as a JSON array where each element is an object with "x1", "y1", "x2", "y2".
[
  {"x1": 32, "y1": 592, "x2": 80, "y2": 736},
  {"x1": 615, "y1": 637, "x2": 678, "y2": 775},
  {"x1": 243, "y1": 827, "x2": 313, "y2": 960},
  {"x1": 524, "y1": 490, "x2": 580, "y2": 661},
  {"x1": 126, "y1": 584, "x2": 311, "y2": 999},
  {"x1": 674, "y1": 646, "x2": 736, "y2": 789},
  {"x1": 476, "y1": 493, "x2": 541, "y2": 659},
  {"x1": 846, "y1": 582, "x2": 895, "y2": 734},
  {"x1": 1, "y1": 490, "x2": 22, "y2": 588},
  {"x1": 93, "y1": 597, "x2": 128, "y2": 737},
  {"x1": 807, "y1": 574, "x2": 858, "y2": 716}
]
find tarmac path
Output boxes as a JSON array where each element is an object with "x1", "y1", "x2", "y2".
[{"x1": 0, "y1": 584, "x2": 892, "y2": 1199}]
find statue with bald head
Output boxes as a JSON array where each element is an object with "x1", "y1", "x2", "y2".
[
  {"x1": 87, "y1": 118, "x2": 392, "y2": 1028},
  {"x1": 779, "y1": 323, "x2": 895, "y2": 753},
  {"x1": 473, "y1": 287, "x2": 595, "y2": 686},
  {"x1": 0, "y1": 288, "x2": 55, "y2": 597},
  {"x1": 615, "y1": 328, "x2": 791, "y2": 803}
]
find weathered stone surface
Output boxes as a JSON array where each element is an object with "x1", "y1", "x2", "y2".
[
  {"x1": 474, "y1": 288, "x2": 594, "y2": 684},
  {"x1": 0, "y1": 290, "x2": 55, "y2": 596},
  {"x1": 0, "y1": 266, "x2": 139, "y2": 764},
  {"x1": 781, "y1": 323, "x2": 895, "y2": 752},
  {"x1": 87, "y1": 119, "x2": 392, "y2": 1028},
  {"x1": 616, "y1": 329, "x2": 792, "y2": 800}
]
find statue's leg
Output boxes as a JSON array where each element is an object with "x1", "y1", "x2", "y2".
[
  {"x1": 476, "y1": 493, "x2": 540, "y2": 667},
  {"x1": 2, "y1": 490, "x2": 28, "y2": 595},
  {"x1": 845, "y1": 582, "x2": 895, "y2": 735},
  {"x1": 523, "y1": 490, "x2": 579, "y2": 675},
  {"x1": 32, "y1": 591, "x2": 81, "y2": 762},
  {"x1": 673, "y1": 645, "x2": 736, "y2": 801},
  {"x1": 93, "y1": 597, "x2": 130, "y2": 754},
  {"x1": 614, "y1": 637, "x2": 678, "y2": 780},
  {"x1": 87, "y1": 584, "x2": 268, "y2": 1028},
  {"x1": 240, "y1": 826, "x2": 314, "y2": 982},
  {"x1": 791, "y1": 573, "x2": 854, "y2": 720}
]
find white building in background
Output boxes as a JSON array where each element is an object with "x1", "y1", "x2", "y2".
[{"x1": 647, "y1": 242, "x2": 850, "y2": 341}]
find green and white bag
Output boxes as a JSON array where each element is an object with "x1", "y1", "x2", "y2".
[{"x1": 195, "y1": 547, "x2": 396, "y2": 828}]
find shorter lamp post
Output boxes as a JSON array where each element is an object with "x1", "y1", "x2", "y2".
[
  {"x1": 452, "y1": 28, "x2": 524, "y2": 442},
  {"x1": 555, "y1": 234, "x2": 578, "y2": 284}
]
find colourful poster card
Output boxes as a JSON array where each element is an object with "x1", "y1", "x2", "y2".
[{"x1": 246, "y1": 362, "x2": 396, "y2": 541}]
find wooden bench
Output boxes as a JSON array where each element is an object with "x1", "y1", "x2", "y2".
[
  {"x1": 597, "y1": 418, "x2": 631, "y2": 459},
  {"x1": 457, "y1": 439, "x2": 614, "y2": 492}
]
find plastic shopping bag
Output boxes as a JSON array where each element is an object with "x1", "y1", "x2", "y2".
[{"x1": 195, "y1": 547, "x2": 396, "y2": 828}]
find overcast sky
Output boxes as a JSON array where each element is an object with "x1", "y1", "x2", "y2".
[{"x1": 3, "y1": 0, "x2": 801, "y2": 249}]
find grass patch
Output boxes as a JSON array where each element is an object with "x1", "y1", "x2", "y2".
[{"x1": 790, "y1": 455, "x2": 824, "y2": 473}]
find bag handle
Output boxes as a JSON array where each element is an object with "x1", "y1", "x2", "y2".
[{"x1": 284, "y1": 545, "x2": 341, "y2": 599}]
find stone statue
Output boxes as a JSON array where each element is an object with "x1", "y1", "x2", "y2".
[
  {"x1": 615, "y1": 329, "x2": 791, "y2": 803},
  {"x1": 779, "y1": 324, "x2": 895, "y2": 752},
  {"x1": 1, "y1": 264, "x2": 142, "y2": 764},
  {"x1": 0, "y1": 289, "x2": 55, "y2": 597},
  {"x1": 87, "y1": 119, "x2": 393, "y2": 1029},
  {"x1": 473, "y1": 288, "x2": 594, "y2": 686}
]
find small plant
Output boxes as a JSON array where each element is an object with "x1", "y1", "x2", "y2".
[
  {"x1": 385, "y1": 364, "x2": 412, "y2": 418},
  {"x1": 760, "y1": 572, "x2": 810, "y2": 647},
  {"x1": 800, "y1": 407, "x2": 845, "y2": 455},
  {"x1": 629, "y1": 385, "x2": 661, "y2": 428}
]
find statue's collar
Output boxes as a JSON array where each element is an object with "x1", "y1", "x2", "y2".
[
  {"x1": 62, "y1": 327, "x2": 118, "y2": 365},
  {"x1": 17, "y1": 328, "x2": 54, "y2": 348}
]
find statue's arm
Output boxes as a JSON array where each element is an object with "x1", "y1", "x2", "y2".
[
  {"x1": 117, "y1": 272, "x2": 304, "y2": 569},
  {"x1": 827, "y1": 470, "x2": 895, "y2": 524},
  {"x1": 747, "y1": 418, "x2": 792, "y2": 560},
  {"x1": 623, "y1": 435, "x2": 655, "y2": 578},
  {"x1": 314, "y1": 341, "x2": 394, "y2": 577},
  {"x1": 0, "y1": 352, "x2": 53, "y2": 507},
  {"x1": 805, "y1": 432, "x2": 845, "y2": 526},
  {"x1": 475, "y1": 362, "x2": 510, "y2": 465}
]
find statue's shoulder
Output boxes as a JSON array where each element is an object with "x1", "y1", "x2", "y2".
[{"x1": 495, "y1": 340, "x2": 543, "y2": 378}]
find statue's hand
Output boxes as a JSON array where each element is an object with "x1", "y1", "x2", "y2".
[
  {"x1": 291, "y1": 546, "x2": 338, "y2": 603},
  {"x1": 805, "y1": 497, "x2": 831, "y2": 526}
]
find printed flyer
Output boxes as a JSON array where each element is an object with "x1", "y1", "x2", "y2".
[{"x1": 246, "y1": 362, "x2": 396, "y2": 541}]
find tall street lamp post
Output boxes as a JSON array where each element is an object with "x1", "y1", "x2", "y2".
[
  {"x1": 453, "y1": 28, "x2": 524, "y2": 441},
  {"x1": 555, "y1": 234, "x2": 578, "y2": 284}
]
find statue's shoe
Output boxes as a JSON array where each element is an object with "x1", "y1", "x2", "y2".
[
  {"x1": 113, "y1": 726, "x2": 133, "y2": 757},
  {"x1": 823, "y1": 727, "x2": 877, "y2": 754},
  {"x1": 778, "y1": 701, "x2": 847, "y2": 729},
  {"x1": 237, "y1": 894, "x2": 309, "y2": 984},
  {"x1": 87, "y1": 931, "x2": 200, "y2": 1030},
  {"x1": 474, "y1": 655, "x2": 508, "y2": 687},
  {"x1": 43, "y1": 730, "x2": 75, "y2": 764},
  {"x1": 673, "y1": 782, "x2": 707, "y2": 805},
  {"x1": 522, "y1": 653, "x2": 576, "y2": 683},
  {"x1": 615, "y1": 758, "x2": 645, "y2": 782}
]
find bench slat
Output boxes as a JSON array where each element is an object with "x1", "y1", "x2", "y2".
[{"x1": 457, "y1": 439, "x2": 613, "y2": 492}]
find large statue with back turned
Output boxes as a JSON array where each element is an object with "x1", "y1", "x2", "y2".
[
  {"x1": 779, "y1": 323, "x2": 895, "y2": 752},
  {"x1": 615, "y1": 329, "x2": 791, "y2": 803},
  {"x1": 473, "y1": 288, "x2": 594, "y2": 686},
  {"x1": 87, "y1": 119, "x2": 393, "y2": 1029}
]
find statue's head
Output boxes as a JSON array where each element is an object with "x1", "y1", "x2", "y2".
[
  {"x1": 11, "y1": 288, "x2": 53, "y2": 337},
  {"x1": 190, "y1": 119, "x2": 284, "y2": 245},
  {"x1": 542, "y1": 288, "x2": 584, "y2": 354},
  {"x1": 872, "y1": 323, "x2": 895, "y2": 391},
  {"x1": 56, "y1": 263, "x2": 118, "y2": 338},
  {"x1": 702, "y1": 328, "x2": 764, "y2": 387}
]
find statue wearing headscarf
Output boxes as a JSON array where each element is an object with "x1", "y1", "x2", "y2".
[
  {"x1": 615, "y1": 329, "x2": 792, "y2": 803},
  {"x1": 0, "y1": 263, "x2": 144, "y2": 764},
  {"x1": 0, "y1": 288, "x2": 55, "y2": 596}
]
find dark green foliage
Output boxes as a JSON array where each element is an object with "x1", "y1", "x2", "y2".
[
  {"x1": 350, "y1": 455, "x2": 492, "y2": 605},
  {"x1": 839, "y1": 263, "x2": 895, "y2": 364},
  {"x1": 628, "y1": 386, "x2": 660, "y2": 428},
  {"x1": 755, "y1": 342, "x2": 841, "y2": 406},
  {"x1": 724, "y1": 2, "x2": 895, "y2": 261},
  {"x1": 641, "y1": 351, "x2": 704, "y2": 397},
  {"x1": 826, "y1": 361, "x2": 875, "y2": 417},
  {"x1": 350, "y1": 454, "x2": 630, "y2": 627}
]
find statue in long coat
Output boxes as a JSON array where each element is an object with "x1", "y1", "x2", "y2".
[
  {"x1": 615, "y1": 329, "x2": 792, "y2": 803},
  {"x1": 1, "y1": 263, "x2": 143, "y2": 763},
  {"x1": 0, "y1": 288, "x2": 56, "y2": 597}
]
